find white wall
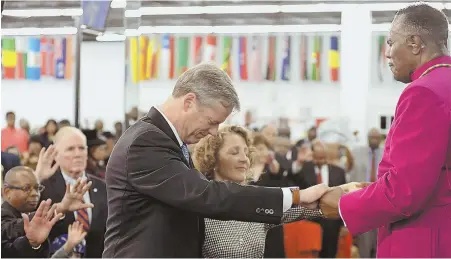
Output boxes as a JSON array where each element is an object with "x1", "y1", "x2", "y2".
[
  {"x1": 1, "y1": 39, "x2": 405, "y2": 136},
  {"x1": 1, "y1": 42, "x2": 125, "y2": 131}
]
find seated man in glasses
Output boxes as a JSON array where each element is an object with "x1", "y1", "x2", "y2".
[{"x1": 1, "y1": 166, "x2": 92, "y2": 255}]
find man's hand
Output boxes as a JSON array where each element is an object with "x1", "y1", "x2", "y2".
[
  {"x1": 299, "y1": 183, "x2": 329, "y2": 209},
  {"x1": 35, "y1": 145, "x2": 59, "y2": 181},
  {"x1": 296, "y1": 145, "x2": 312, "y2": 165},
  {"x1": 63, "y1": 221, "x2": 87, "y2": 253},
  {"x1": 319, "y1": 187, "x2": 345, "y2": 219},
  {"x1": 23, "y1": 199, "x2": 63, "y2": 247},
  {"x1": 57, "y1": 178, "x2": 94, "y2": 213},
  {"x1": 340, "y1": 182, "x2": 372, "y2": 193}
]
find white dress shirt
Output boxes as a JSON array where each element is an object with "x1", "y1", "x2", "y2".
[
  {"x1": 61, "y1": 171, "x2": 92, "y2": 223},
  {"x1": 153, "y1": 106, "x2": 293, "y2": 212},
  {"x1": 315, "y1": 164, "x2": 329, "y2": 186}
]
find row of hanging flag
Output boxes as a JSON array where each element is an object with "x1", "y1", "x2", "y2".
[
  {"x1": 128, "y1": 34, "x2": 341, "y2": 83},
  {"x1": 1, "y1": 36, "x2": 73, "y2": 80}
]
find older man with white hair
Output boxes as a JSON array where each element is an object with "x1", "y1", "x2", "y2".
[{"x1": 39, "y1": 126, "x2": 107, "y2": 258}]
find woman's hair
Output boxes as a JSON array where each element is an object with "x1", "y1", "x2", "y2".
[
  {"x1": 252, "y1": 133, "x2": 272, "y2": 149},
  {"x1": 193, "y1": 125, "x2": 255, "y2": 180}
]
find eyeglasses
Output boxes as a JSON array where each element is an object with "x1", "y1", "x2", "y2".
[{"x1": 3, "y1": 184, "x2": 45, "y2": 193}]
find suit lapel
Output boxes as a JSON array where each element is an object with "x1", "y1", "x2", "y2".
[
  {"x1": 145, "y1": 107, "x2": 190, "y2": 168},
  {"x1": 87, "y1": 175, "x2": 100, "y2": 224},
  {"x1": 53, "y1": 171, "x2": 68, "y2": 202}
]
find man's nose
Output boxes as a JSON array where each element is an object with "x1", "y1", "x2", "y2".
[{"x1": 385, "y1": 47, "x2": 391, "y2": 59}]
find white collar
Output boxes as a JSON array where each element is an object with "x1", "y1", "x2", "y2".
[
  {"x1": 61, "y1": 170, "x2": 87, "y2": 184},
  {"x1": 154, "y1": 106, "x2": 183, "y2": 146}
]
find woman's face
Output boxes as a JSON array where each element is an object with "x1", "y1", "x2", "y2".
[
  {"x1": 46, "y1": 121, "x2": 57, "y2": 135},
  {"x1": 255, "y1": 143, "x2": 269, "y2": 164},
  {"x1": 29, "y1": 142, "x2": 42, "y2": 155},
  {"x1": 92, "y1": 144, "x2": 108, "y2": 161},
  {"x1": 215, "y1": 133, "x2": 250, "y2": 183}
]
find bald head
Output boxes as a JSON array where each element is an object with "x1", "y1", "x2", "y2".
[
  {"x1": 54, "y1": 126, "x2": 88, "y2": 178},
  {"x1": 393, "y1": 3, "x2": 449, "y2": 48},
  {"x1": 54, "y1": 126, "x2": 86, "y2": 146},
  {"x1": 4, "y1": 166, "x2": 36, "y2": 186}
]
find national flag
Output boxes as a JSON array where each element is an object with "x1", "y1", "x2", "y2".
[
  {"x1": 176, "y1": 36, "x2": 189, "y2": 77},
  {"x1": 48, "y1": 38, "x2": 55, "y2": 77},
  {"x1": 231, "y1": 37, "x2": 240, "y2": 80},
  {"x1": 311, "y1": 35, "x2": 322, "y2": 81},
  {"x1": 169, "y1": 36, "x2": 175, "y2": 79},
  {"x1": 65, "y1": 36, "x2": 73, "y2": 79},
  {"x1": 129, "y1": 37, "x2": 138, "y2": 83},
  {"x1": 27, "y1": 37, "x2": 41, "y2": 80},
  {"x1": 300, "y1": 35, "x2": 308, "y2": 80},
  {"x1": 139, "y1": 36, "x2": 149, "y2": 81},
  {"x1": 238, "y1": 36, "x2": 248, "y2": 80},
  {"x1": 54, "y1": 38, "x2": 66, "y2": 79},
  {"x1": 151, "y1": 36, "x2": 161, "y2": 79},
  {"x1": 221, "y1": 36, "x2": 232, "y2": 76},
  {"x1": 145, "y1": 36, "x2": 154, "y2": 80},
  {"x1": 41, "y1": 37, "x2": 50, "y2": 76},
  {"x1": 160, "y1": 34, "x2": 173, "y2": 80},
  {"x1": 16, "y1": 37, "x2": 28, "y2": 79},
  {"x1": 203, "y1": 35, "x2": 216, "y2": 62},
  {"x1": 281, "y1": 36, "x2": 291, "y2": 81},
  {"x1": 2, "y1": 38, "x2": 16, "y2": 79},
  {"x1": 193, "y1": 36, "x2": 203, "y2": 65},
  {"x1": 329, "y1": 36, "x2": 339, "y2": 82},
  {"x1": 265, "y1": 36, "x2": 276, "y2": 81},
  {"x1": 248, "y1": 36, "x2": 262, "y2": 81}
]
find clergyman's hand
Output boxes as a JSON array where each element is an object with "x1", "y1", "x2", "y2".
[
  {"x1": 298, "y1": 183, "x2": 329, "y2": 209},
  {"x1": 340, "y1": 182, "x2": 372, "y2": 193},
  {"x1": 319, "y1": 187, "x2": 345, "y2": 219}
]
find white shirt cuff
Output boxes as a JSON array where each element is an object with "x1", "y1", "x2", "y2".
[
  {"x1": 338, "y1": 198, "x2": 347, "y2": 226},
  {"x1": 281, "y1": 188, "x2": 292, "y2": 212}
]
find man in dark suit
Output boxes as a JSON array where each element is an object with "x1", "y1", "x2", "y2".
[
  {"x1": 289, "y1": 140, "x2": 346, "y2": 258},
  {"x1": 40, "y1": 126, "x2": 108, "y2": 258},
  {"x1": 103, "y1": 63, "x2": 330, "y2": 258}
]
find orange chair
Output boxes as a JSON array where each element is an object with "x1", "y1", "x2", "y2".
[
  {"x1": 283, "y1": 220, "x2": 322, "y2": 258},
  {"x1": 336, "y1": 233, "x2": 353, "y2": 258}
]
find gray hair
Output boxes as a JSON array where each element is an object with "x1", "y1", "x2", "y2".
[
  {"x1": 394, "y1": 2, "x2": 449, "y2": 45},
  {"x1": 172, "y1": 62, "x2": 241, "y2": 111}
]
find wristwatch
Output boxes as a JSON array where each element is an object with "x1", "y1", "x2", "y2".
[{"x1": 289, "y1": 187, "x2": 300, "y2": 207}]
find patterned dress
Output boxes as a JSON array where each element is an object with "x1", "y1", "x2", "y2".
[{"x1": 202, "y1": 207, "x2": 323, "y2": 258}]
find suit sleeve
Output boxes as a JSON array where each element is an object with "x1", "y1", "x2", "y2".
[
  {"x1": 126, "y1": 130, "x2": 284, "y2": 224},
  {"x1": 1, "y1": 236, "x2": 50, "y2": 258},
  {"x1": 339, "y1": 86, "x2": 449, "y2": 235}
]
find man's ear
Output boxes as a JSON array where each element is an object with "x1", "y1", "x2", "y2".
[
  {"x1": 183, "y1": 93, "x2": 196, "y2": 112},
  {"x1": 408, "y1": 35, "x2": 424, "y2": 55}
]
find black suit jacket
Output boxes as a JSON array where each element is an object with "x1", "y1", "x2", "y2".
[
  {"x1": 103, "y1": 107, "x2": 284, "y2": 258},
  {"x1": 290, "y1": 161, "x2": 346, "y2": 258},
  {"x1": 40, "y1": 171, "x2": 107, "y2": 258},
  {"x1": 1, "y1": 202, "x2": 50, "y2": 258}
]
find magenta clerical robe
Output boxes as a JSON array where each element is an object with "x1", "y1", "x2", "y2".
[{"x1": 339, "y1": 55, "x2": 451, "y2": 258}]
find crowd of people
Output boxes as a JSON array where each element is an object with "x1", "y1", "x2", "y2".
[{"x1": 1, "y1": 104, "x2": 383, "y2": 258}]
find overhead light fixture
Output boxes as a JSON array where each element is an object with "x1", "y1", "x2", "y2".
[
  {"x1": 111, "y1": 0, "x2": 127, "y2": 9},
  {"x1": 1, "y1": 27, "x2": 78, "y2": 36},
  {"x1": 96, "y1": 33, "x2": 126, "y2": 41},
  {"x1": 2, "y1": 8, "x2": 83, "y2": 17},
  {"x1": 136, "y1": 24, "x2": 341, "y2": 34},
  {"x1": 372, "y1": 23, "x2": 451, "y2": 32},
  {"x1": 129, "y1": 2, "x2": 448, "y2": 17}
]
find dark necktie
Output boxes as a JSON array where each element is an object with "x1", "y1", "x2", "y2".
[
  {"x1": 181, "y1": 143, "x2": 190, "y2": 163},
  {"x1": 76, "y1": 205, "x2": 90, "y2": 232},
  {"x1": 370, "y1": 151, "x2": 377, "y2": 182},
  {"x1": 317, "y1": 168, "x2": 323, "y2": 184}
]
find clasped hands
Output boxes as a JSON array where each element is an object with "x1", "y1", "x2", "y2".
[{"x1": 298, "y1": 182, "x2": 371, "y2": 219}]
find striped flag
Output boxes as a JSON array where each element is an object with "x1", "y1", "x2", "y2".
[
  {"x1": 65, "y1": 36, "x2": 73, "y2": 79},
  {"x1": 169, "y1": 36, "x2": 175, "y2": 79},
  {"x1": 329, "y1": 36, "x2": 339, "y2": 82},
  {"x1": 2, "y1": 38, "x2": 16, "y2": 79},
  {"x1": 145, "y1": 36, "x2": 154, "y2": 80},
  {"x1": 281, "y1": 36, "x2": 291, "y2": 81},
  {"x1": 176, "y1": 37, "x2": 189, "y2": 77},
  {"x1": 41, "y1": 37, "x2": 50, "y2": 76},
  {"x1": 203, "y1": 35, "x2": 216, "y2": 62},
  {"x1": 27, "y1": 37, "x2": 41, "y2": 80},
  {"x1": 139, "y1": 36, "x2": 149, "y2": 81},
  {"x1": 231, "y1": 37, "x2": 240, "y2": 80},
  {"x1": 160, "y1": 34, "x2": 175, "y2": 80},
  {"x1": 265, "y1": 36, "x2": 276, "y2": 81},
  {"x1": 300, "y1": 35, "x2": 308, "y2": 80},
  {"x1": 193, "y1": 36, "x2": 203, "y2": 65},
  {"x1": 221, "y1": 36, "x2": 232, "y2": 76},
  {"x1": 239, "y1": 36, "x2": 248, "y2": 81},
  {"x1": 151, "y1": 36, "x2": 161, "y2": 79},
  {"x1": 16, "y1": 37, "x2": 28, "y2": 79},
  {"x1": 129, "y1": 37, "x2": 139, "y2": 83},
  {"x1": 54, "y1": 38, "x2": 66, "y2": 80},
  {"x1": 248, "y1": 36, "x2": 262, "y2": 81},
  {"x1": 311, "y1": 35, "x2": 322, "y2": 81}
]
